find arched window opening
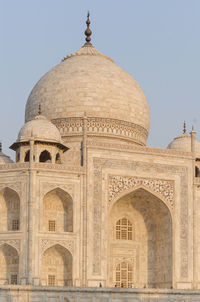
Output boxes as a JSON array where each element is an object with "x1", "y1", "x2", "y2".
[
  {"x1": 116, "y1": 262, "x2": 133, "y2": 288},
  {"x1": 0, "y1": 244, "x2": 19, "y2": 285},
  {"x1": 195, "y1": 166, "x2": 200, "y2": 177},
  {"x1": 0, "y1": 188, "x2": 20, "y2": 231},
  {"x1": 24, "y1": 150, "x2": 30, "y2": 162},
  {"x1": 116, "y1": 218, "x2": 132, "y2": 240},
  {"x1": 39, "y1": 150, "x2": 51, "y2": 163},
  {"x1": 42, "y1": 245, "x2": 72, "y2": 286},
  {"x1": 56, "y1": 153, "x2": 61, "y2": 164}
]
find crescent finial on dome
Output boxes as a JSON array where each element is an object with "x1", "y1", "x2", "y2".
[{"x1": 84, "y1": 11, "x2": 92, "y2": 46}]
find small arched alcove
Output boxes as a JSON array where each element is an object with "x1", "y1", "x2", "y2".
[
  {"x1": 42, "y1": 244, "x2": 72, "y2": 286},
  {"x1": 109, "y1": 187, "x2": 172, "y2": 289},
  {"x1": 0, "y1": 188, "x2": 20, "y2": 231},
  {"x1": 39, "y1": 150, "x2": 51, "y2": 163},
  {"x1": 24, "y1": 150, "x2": 30, "y2": 162},
  {"x1": 195, "y1": 166, "x2": 200, "y2": 177},
  {"x1": 56, "y1": 153, "x2": 61, "y2": 164},
  {"x1": 0, "y1": 244, "x2": 19, "y2": 285},
  {"x1": 43, "y1": 188, "x2": 73, "y2": 232}
]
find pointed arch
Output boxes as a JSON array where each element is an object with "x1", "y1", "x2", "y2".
[
  {"x1": 24, "y1": 150, "x2": 30, "y2": 162},
  {"x1": 0, "y1": 243, "x2": 19, "y2": 285},
  {"x1": 109, "y1": 184, "x2": 173, "y2": 218},
  {"x1": 109, "y1": 187, "x2": 172, "y2": 289},
  {"x1": 43, "y1": 187, "x2": 73, "y2": 232},
  {"x1": 39, "y1": 150, "x2": 52, "y2": 163},
  {"x1": 0, "y1": 187, "x2": 20, "y2": 231},
  {"x1": 41, "y1": 244, "x2": 72, "y2": 286},
  {"x1": 56, "y1": 153, "x2": 61, "y2": 164}
]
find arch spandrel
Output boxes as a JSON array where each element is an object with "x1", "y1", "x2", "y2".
[
  {"x1": 0, "y1": 185, "x2": 21, "y2": 198},
  {"x1": 108, "y1": 175, "x2": 174, "y2": 209},
  {"x1": 40, "y1": 240, "x2": 74, "y2": 255},
  {"x1": 41, "y1": 185, "x2": 74, "y2": 200},
  {"x1": 108, "y1": 183, "x2": 174, "y2": 218}
]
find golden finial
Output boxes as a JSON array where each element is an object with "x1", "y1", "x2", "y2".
[
  {"x1": 84, "y1": 11, "x2": 92, "y2": 45},
  {"x1": 38, "y1": 104, "x2": 42, "y2": 115},
  {"x1": 183, "y1": 121, "x2": 186, "y2": 134}
]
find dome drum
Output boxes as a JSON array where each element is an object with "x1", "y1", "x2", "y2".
[{"x1": 52, "y1": 116, "x2": 148, "y2": 145}]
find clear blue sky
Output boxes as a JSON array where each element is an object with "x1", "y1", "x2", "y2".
[{"x1": 1, "y1": 0, "x2": 200, "y2": 159}]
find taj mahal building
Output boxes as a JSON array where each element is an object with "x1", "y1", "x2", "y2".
[{"x1": 1, "y1": 15, "x2": 200, "y2": 302}]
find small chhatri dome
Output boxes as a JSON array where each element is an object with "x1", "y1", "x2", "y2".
[
  {"x1": 0, "y1": 142, "x2": 13, "y2": 164},
  {"x1": 168, "y1": 123, "x2": 200, "y2": 153},
  {"x1": 17, "y1": 115, "x2": 62, "y2": 143},
  {"x1": 25, "y1": 13, "x2": 150, "y2": 146}
]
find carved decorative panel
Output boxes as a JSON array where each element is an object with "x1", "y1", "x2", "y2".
[
  {"x1": 40, "y1": 239, "x2": 74, "y2": 255},
  {"x1": 52, "y1": 117, "x2": 148, "y2": 145},
  {"x1": 108, "y1": 175, "x2": 174, "y2": 207}
]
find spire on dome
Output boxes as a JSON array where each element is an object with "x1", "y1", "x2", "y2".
[
  {"x1": 84, "y1": 11, "x2": 92, "y2": 46},
  {"x1": 183, "y1": 121, "x2": 186, "y2": 134}
]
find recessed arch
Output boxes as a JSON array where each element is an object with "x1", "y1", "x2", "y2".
[
  {"x1": 39, "y1": 150, "x2": 52, "y2": 163},
  {"x1": 0, "y1": 243, "x2": 19, "y2": 285},
  {"x1": 41, "y1": 244, "x2": 72, "y2": 286},
  {"x1": 195, "y1": 166, "x2": 200, "y2": 177},
  {"x1": 24, "y1": 150, "x2": 30, "y2": 162},
  {"x1": 109, "y1": 184, "x2": 173, "y2": 218},
  {"x1": 43, "y1": 187, "x2": 73, "y2": 232},
  {"x1": 56, "y1": 152, "x2": 61, "y2": 164},
  {"x1": 109, "y1": 187, "x2": 172, "y2": 289},
  {"x1": 0, "y1": 187, "x2": 20, "y2": 231}
]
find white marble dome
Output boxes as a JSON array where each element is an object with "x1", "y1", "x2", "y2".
[
  {"x1": 18, "y1": 115, "x2": 61, "y2": 143},
  {"x1": 25, "y1": 44, "x2": 150, "y2": 146}
]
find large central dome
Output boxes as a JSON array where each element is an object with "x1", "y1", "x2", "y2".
[{"x1": 25, "y1": 18, "x2": 150, "y2": 146}]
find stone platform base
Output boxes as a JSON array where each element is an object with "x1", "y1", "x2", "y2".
[{"x1": 1, "y1": 286, "x2": 200, "y2": 302}]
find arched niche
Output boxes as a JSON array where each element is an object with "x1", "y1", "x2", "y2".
[
  {"x1": 0, "y1": 188, "x2": 20, "y2": 231},
  {"x1": 109, "y1": 188, "x2": 172, "y2": 289},
  {"x1": 24, "y1": 150, "x2": 30, "y2": 162},
  {"x1": 39, "y1": 150, "x2": 52, "y2": 163},
  {"x1": 0, "y1": 244, "x2": 19, "y2": 285},
  {"x1": 56, "y1": 153, "x2": 61, "y2": 164},
  {"x1": 195, "y1": 166, "x2": 200, "y2": 177},
  {"x1": 41, "y1": 244, "x2": 72, "y2": 286},
  {"x1": 43, "y1": 188, "x2": 73, "y2": 232}
]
